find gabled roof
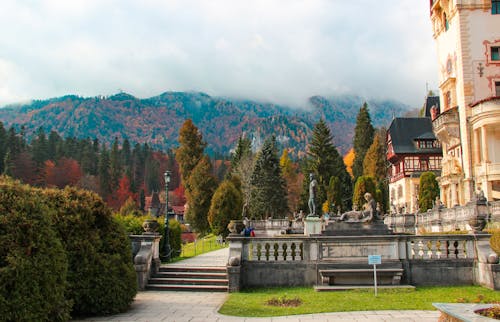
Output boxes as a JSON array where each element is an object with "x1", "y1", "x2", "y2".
[{"x1": 387, "y1": 117, "x2": 441, "y2": 154}]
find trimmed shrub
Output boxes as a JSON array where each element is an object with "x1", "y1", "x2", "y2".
[
  {"x1": 352, "y1": 176, "x2": 376, "y2": 210},
  {"x1": 169, "y1": 219, "x2": 182, "y2": 257},
  {"x1": 42, "y1": 187, "x2": 137, "y2": 316},
  {"x1": 208, "y1": 180, "x2": 243, "y2": 237},
  {"x1": 418, "y1": 172, "x2": 439, "y2": 212},
  {"x1": 487, "y1": 228, "x2": 500, "y2": 255},
  {"x1": 0, "y1": 177, "x2": 71, "y2": 321}
]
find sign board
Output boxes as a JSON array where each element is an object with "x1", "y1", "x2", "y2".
[{"x1": 368, "y1": 255, "x2": 382, "y2": 265}]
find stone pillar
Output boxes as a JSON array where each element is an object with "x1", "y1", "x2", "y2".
[
  {"x1": 227, "y1": 263, "x2": 241, "y2": 292},
  {"x1": 474, "y1": 128, "x2": 481, "y2": 163},
  {"x1": 481, "y1": 126, "x2": 489, "y2": 163},
  {"x1": 304, "y1": 216, "x2": 322, "y2": 236}
]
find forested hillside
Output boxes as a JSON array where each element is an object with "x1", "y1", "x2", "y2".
[{"x1": 0, "y1": 92, "x2": 409, "y2": 157}]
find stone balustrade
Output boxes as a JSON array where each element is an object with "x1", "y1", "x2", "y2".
[{"x1": 227, "y1": 232, "x2": 499, "y2": 291}]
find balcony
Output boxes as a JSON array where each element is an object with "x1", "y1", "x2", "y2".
[{"x1": 432, "y1": 107, "x2": 460, "y2": 145}]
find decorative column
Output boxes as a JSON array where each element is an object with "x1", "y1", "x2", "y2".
[
  {"x1": 162, "y1": 170, "x2": 171, "y2": 260},
  {"x1": 481, "y1": 126, "x2": 489, "y2": 163}
]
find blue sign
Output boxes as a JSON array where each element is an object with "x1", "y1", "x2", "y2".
[{"x1": 368, "y1": 255, "x2": 382, "y2": 265}]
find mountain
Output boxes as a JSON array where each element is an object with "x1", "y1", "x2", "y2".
[{"x1": 0, "y1": 92, "x2": 409, "y2": 156}]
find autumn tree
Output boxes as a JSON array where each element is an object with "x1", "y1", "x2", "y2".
[
  {"x1": 175, "y1": 119, "x2": 206, "y2": 193},
  {"x1": 352, "y1": 103, "x2": 375, "y2": 181},
  {"x1": 343, "y1": 148, "x2": 355, "y2": 178},
  {"x1": 184, "y1": 156, "x2": 217, "y2": 234},
  {"x1": 108, "y1": 175, "x2": 136, "y2": 211},
  {"x1": 419, "y1": 172, "x2": 440, "y2": 212},
  {"x1": 249, "y1": 136, "x2": 288, "y2": 219},
  {"x1": 208, "y1": 179, "x2": 243, "y2": 237},
  {"x1": 44, "y1": 157, "x2": 83, "y2": 188}
]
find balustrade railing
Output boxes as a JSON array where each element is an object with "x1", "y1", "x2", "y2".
[
  {"x1": 407, "y1": 236, "x2": 473, "y2": 260},
  {"x1": 247, "y1": 238, "x2": 304, "y2": 262}
]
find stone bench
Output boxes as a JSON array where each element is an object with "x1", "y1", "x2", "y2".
[{"x1": 319, "y1": 268, "x2": 404, "y2": 286}]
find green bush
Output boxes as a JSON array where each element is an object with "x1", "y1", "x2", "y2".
[
  {"x1": 169, "y1": 219, "x2": 182, "y2": 257},
  {"x1": 418, "y1": 172, "x2": 439, "y2": 212},
  {"x1": 486, "y1": 228, "x2": 500, "y2": 255},
  {"x1": 114, "y1": 213, "x2": 149, "y2": 235},
  {"x1": 0, "y1": 177, "x2": 71, "y2": 321},
  {"x1": 42, "y1": 187, "x2": 137, "y2": 317},
  {"x1": 208, "y1": 180, "x2": 243, "y2": 237}
]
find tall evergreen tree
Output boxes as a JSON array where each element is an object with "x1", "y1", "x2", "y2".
[
  {"x1": 184, "y1": 156, "x2": 217, "y2": 234},
  {"x1": 249, "y1": 136, "x2": 288, "y2": 219},
  {"x1": 98, "y1": 145, "x2": 111, "y2": 197},
  {"x1": 47, "y1": 131, "x2": 62, "y2": 160},
  {"x1": 363, "y1": 130, "x2": 387, "y2": 182},
  {"x1": 352, "y1": 103, "x2": 375, "y2": 181},
  {"x1": 109, "y1": 137, "x2": 122, "y2": 191},
  {"x1": 419, "y1": 172, "x2": 440, "y2": 212},
  {"x1": 31, "y1": 127, "x2": 49, "y2": 166},
  {"x1": 326, "y1": 176, "x2": 342, "y2": 213},
  {"x1": 231, "y1": 136, "x2": 252, "y2": 171},
  {"x1": 0, "y1": 122, "x2": 6, "y2": 173},
  {"x1": 208, "y1": 179, "x2": 243, "y2": 237},
  {"x1": 352, "y1": 175, "x2": 377, "y2": 210},
  {"x1": 302, "y1": 119, "x2": 352, "y2": 212},
  {"x1": 175, "y1": 119, "x2": 206, "y2": 193}
]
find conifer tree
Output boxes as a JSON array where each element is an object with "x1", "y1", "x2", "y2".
[
  {"x1": 302, "y1": 119, "x2": 352, "y2": 212},
  {"x1": 31, "y1": 127, "x2": 49, "y2": 166},
  {"x1": 98, "y1": 145, "x2": 111, "y2": 197},
  {"x1": 419, "y1": 172, "x2": 439, "y2": 212},
  {"x1": 363, "y1": 129, "x2": 387, "y2": 182},
  {"x1": 109, "y1": 137, "x2": 122, "y2": 190},
  {"x1": 352, "y1": 103, "x2": 375, "y2": 181},
  {"x1": 249, "y1": 136, "x2": 288, "y2": 219},
  {"x1": 326, "y1": 176, "x2": 342, "y2": 213},
  {"x1": 280, "y1": 149, "x2": 300, "y2": 213},
  {"x1": 185, "y1": 156, "x2": 217, "y2": 234},
  {"x1": 231, "y1": 136, "x2": 252, "y2": 170},
  {"x1": 0, "y1": 122, "x2": 6, "y2": 174},
  {"x1": 352, "y1": 175, "x2": 377, "y2": 210},
  {"x1": 231, "y1": 136, "x2": 254, "y2": 209},
  {"x1": 175, "y1": 119, "x2": 206, "y2": 193}
]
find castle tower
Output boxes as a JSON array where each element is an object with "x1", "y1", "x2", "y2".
[{"x1": 429, "y1": 0, "x2": 500, "y2": 206}]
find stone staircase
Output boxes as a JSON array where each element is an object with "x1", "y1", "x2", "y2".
[{"x1": 147, "y1": 265, "x2": 228, "y2": 292}]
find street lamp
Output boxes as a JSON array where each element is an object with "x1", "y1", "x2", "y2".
[{"x1": 163, "y1": 170, "x2": 171, "y2": 261}]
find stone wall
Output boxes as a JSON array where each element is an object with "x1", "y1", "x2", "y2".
[{"x1": 227, "y1": 233, "x2": 499, "y2": 291}]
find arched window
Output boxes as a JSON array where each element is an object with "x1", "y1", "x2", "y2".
[{"x1": 493, "y1": 0, "x2": 500, "y2": 14}]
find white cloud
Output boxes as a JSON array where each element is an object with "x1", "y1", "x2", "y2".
[{"x1": 0, "y1": 0, "x2": 438, "y2": 107}]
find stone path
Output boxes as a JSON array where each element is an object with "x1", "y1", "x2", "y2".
[{"x1": 74, "y1": 248, "x2": 441, "y2": 322}]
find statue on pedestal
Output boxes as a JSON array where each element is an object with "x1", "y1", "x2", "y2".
[
  {"x1": 308, "y1": 173, "x2": 318, "y2": 216},
  {"x1": 339, "y1": 192, "x2": 380, "y2": 223}
]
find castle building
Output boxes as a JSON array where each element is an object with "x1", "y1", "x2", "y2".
[
  {"x1": 429, "y1": 0, "x2": 500, "y2": 206},
  {"x1": 387, "y1": 115, "x2": 443, "y2": 214}
]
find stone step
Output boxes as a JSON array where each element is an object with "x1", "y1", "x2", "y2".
[
  {"x1": 153, "y1": 271, "x2": 227, "y2": 279},
  {"x1": 146, "y1": 284, "x2": 228, "y2": 292},
  {"x1": 148, "y1": 277, "x2": 228, "y2": 285},
  {"x1": 159, "y1": 265, "x2": 227, "y2": 273}
]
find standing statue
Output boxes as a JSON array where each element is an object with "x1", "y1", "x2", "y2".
[{"x1": 308, "y1": 173, "x2": 318, "y2": 216}]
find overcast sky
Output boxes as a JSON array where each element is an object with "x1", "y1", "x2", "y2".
[{"x1": 0, "y1": 0, "x2": 438, "y2": 108}]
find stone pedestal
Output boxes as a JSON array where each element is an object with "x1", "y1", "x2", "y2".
[
  {"x1": 322, "y1": 221, "x2": 392, "y2": 236},
  {"x1": 304, "y1": 216, "x2": 322, "y2": 236}
]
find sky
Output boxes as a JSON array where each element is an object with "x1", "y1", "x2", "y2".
[{"x1": 0, "y1": 0, "x2": 438, "y2": 108}]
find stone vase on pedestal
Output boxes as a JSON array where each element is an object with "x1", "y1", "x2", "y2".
[
  {"x1": 142, "y1": 219, "x2": 159, "y2": 234},
  {"x1": 228, "y1": 220, "x2": 245, "y2": 236}
]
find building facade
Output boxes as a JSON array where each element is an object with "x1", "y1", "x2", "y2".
[
  {"x1": 387, "y1": 117, "x2": 442, "y2": 214},
  {"x1": 429, "y1": 0, "x2": 500, "y2": 206}
]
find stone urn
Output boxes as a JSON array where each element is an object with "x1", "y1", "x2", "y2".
[
  {"x1": 142, "y1": 219, "x2": 159, "y2": 234},
  {"x1": 469, "y1": 215, "x2": 487, "y2": 233},
  {"x1": 227, "y1": 220, "x2": 245, "y2": 236}
]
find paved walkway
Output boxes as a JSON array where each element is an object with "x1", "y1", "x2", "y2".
[{"x1": 74, "y1": 248, "x2": 441, "y2": 322}]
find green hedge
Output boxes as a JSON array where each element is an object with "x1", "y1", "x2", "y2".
[
  {"x1": 0, "y1": 177, "x2": 71, "y2": 321},
  {"x1": 42, "y1": 187, "x2": 137, "y2": 316},
  {"x1": 0, "y1": 177, "x2": 137, "y2": 320}
]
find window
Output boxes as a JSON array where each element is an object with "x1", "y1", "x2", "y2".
[
  {"x1": 493, "y1": 0, "x2": 500, "y2": 14},
  {"x1": 443, "y1": 13, "x2": 449, "y2": 31},
  {"x1": 444, "y1": 91, "x2": 451, "y2": 109},
  {"x1": 492, "y1": 47, "x2": 500, "y2": 61},
  {"x1": 496, "y1": 81, "x2": 500, "y2": 96}
]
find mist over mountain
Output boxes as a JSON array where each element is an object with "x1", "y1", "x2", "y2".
[{"x1": 0, "y1": 92, "x2": 409, "y2": 157}]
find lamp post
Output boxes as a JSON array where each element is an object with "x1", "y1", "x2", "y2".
[{"x1": 163, "y1": 170, "x2": 171, "y2": 261}]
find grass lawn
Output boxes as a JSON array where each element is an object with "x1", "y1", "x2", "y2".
[
  {"x1": 169, "y1": 234, "x2": 227, "y2": 263},
  {"x1": 219, "y1": 286, "x2": 500, "y2": 317}
]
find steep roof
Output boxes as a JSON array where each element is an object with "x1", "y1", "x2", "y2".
[{"x1": 387, "y1": 117, "x2": 441, "y2": 154}]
